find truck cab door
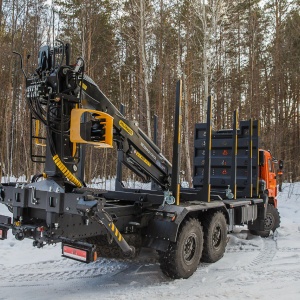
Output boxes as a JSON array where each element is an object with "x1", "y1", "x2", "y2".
[{"x1": 267, "y1": 158, "x2": 277, "y2": 198}]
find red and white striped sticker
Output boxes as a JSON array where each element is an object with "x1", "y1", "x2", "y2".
[{"x1": 63, "y1": 245, "x2": 87, "y2": 262}]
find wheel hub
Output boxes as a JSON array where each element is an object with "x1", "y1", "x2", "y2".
[
  {"x1": 183, "y1": 234, "x2": 196, "y2": 262},
  {"x1": 212, "y1": 224, "x2": 222, "y2": 249},
  {"x1": 264, "y1": 213, "x2": 275, "y2": 230}
]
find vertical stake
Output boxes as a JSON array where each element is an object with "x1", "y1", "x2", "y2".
[
  {"x1": 115, "y1": 104, "x2": 125, "y2": 191},
  {"x1": 151, "y1": 114, "x2": 159, "y2": 190},
  {"x1": 199, "y1": 96, "x2": 212, "y2": 202},
  {"x1": 171, "y1": 80, "x2": 182, "y2": 205},
  {"x1": 231, "y1": 110, "x2": 238, "y2": 199},
  {"x1": 249, "y1": 118, "x2": 253, "y2": 197},
  {"x1": 153, "y1": 114, "x2": 158, "y2": 146}
]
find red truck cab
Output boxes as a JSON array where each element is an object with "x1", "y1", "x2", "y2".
[
  {"x1": 247, "y1": 149, "x2": 282, "y2": 237},
  {"x1": 259, "y1": 149, "x2": 278, "y2": 207}
]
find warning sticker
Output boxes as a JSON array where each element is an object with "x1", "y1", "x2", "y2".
[
  {"x1": 135, "y1": 151, "x2": 151, "y2": 167},
  {"x1": 119, "y1": 120, "x2": 133, "y2": 136}
]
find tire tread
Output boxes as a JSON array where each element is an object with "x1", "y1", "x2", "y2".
[
  {"x1": 201, "y1": 211, "x2": 227, "y2": 263},
  {"x1": 158, "y1": 218, "x2": 203, "y2": 279}
]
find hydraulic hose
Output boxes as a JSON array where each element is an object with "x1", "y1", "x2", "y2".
[{"x1": 53, "y1": 154, "x2": 82, "y2": 188}]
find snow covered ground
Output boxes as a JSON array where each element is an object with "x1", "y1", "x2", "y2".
[{"x1": 0, "y1": 182, "x2": 300, "y2": 300}]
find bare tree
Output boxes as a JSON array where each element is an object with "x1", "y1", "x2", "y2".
[
  {"x1": 139, "y1": 0, "x2": 152, "y2": 138},
  {"x1": 192, "y1": 0, "x2": 229, "y2": 119}
]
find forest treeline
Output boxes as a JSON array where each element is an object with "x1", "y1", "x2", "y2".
[{"x1": 0, "y1": 0, "x2": 299, "y2": 184}]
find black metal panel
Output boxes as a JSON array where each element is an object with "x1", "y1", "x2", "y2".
[{"x1": 194, "y1": 118, "x2": 259, "y2": 199}]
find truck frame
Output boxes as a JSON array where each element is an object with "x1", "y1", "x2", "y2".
[{"x1": 0, "y1": 42, "x2": 281, "y2": 279}]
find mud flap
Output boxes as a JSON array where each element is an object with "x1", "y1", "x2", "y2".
[
  {"x1": 248, "y1": 195, "x2": 268, "y2": 231},
  {"x1": 77, "y1": 200, "x2": 135, "y2": 258}
]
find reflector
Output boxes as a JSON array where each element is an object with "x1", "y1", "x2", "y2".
[
  {"x1": 63, "y1": 245, "x2": 87, "y2": 262},
  {"x1": 0, "y1": 228, "x2": 7, "y2": 240},
  {"x1": 61, "y1": 242, "x2": 97, "y2": 263}
]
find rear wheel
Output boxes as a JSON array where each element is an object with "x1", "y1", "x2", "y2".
[
  {"x1": 201, "y1": 211, "x2": 227, "y2": 263},
  {"x1": 250, "y1": 204, "x2": 280, "y2": 237},
  {"x1": 158, "y1": 218, "x2": 203, "y2": 279}
]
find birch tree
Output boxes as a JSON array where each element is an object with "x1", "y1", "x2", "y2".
[
  {"x1": 192, "y1": 0, "x2": 229, "y2": 119},
  {"x1": 139, "y1": 0, "x2": 152, "y2": 138}
]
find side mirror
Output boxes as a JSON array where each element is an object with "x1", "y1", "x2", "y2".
[
  {"x1": 259, "y1": 150, "x2": 265, "y2": 166},
  {"x1": 279, "y1": 160, "x2": 284, "y2": 170}
]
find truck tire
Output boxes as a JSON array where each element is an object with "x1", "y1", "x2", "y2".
[
  {"x1": 201, "y1": 211, "x2": 227, "y2": 263},
  {"x1": 250, "y1": 204, "x2": 280, "y2": 237},
  {"x1": 158, "y1": 218, "x2": 203, "y2": 279}
]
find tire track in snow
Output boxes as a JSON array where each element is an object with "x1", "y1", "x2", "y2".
[
  {"x1": 225, "y1": 232, "x2": 278, "y2": 269},
  {"x1": 0, "y1": 234, "x2": 291, "y2": 288},
  {"x1": 199, "y1": 236, "x2": 300, "y2": 287},
  {"x1": 0, "y1": 258, "x2": 129, "y2": 285},
  {"x1": 276, "y1": 247, "x2": 300, "y2": 252},
  {"x1": 247, "y1": 238, "x2": 277, "y2": 268},
  {"x1": 0, "y1": 251, "x2": 161, "y2": 286}
]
